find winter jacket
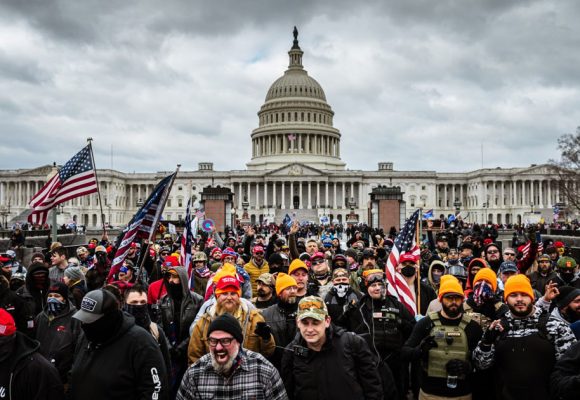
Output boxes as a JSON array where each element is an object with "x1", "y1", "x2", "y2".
[
  {"x1": 34, "y1": 302, "x2": 82, "y2": 382},
  {"x1": 16, "y1": 262, "x2": 50, "y2": 336},
  {"x1": 551, "y1": 341, "x2": 580, "y2": 400},
  {"x1": 1, "y1": 331, "x2": 64, "y2": 400},
  {"x1": 70, "y1": 313, "x2": 169, "y2": 400},
  {"x1": 158, "y1": 267, "x2": 203, "y2": 361},
  {"x1": 281, "y1": 324, "x2": 384, "y2": 400},
  {"x1": 261, "y1": 301, "x2": 298, "y2": 370},
  {"x1": 0, "y1": 277, "x2": 28, "y2": 333},
  {"x1": 188, "y1": 300, "x2": 275, "y2": 365},
  {"x1": 244, "y1": 258, "x2": 270, "y2": 295},
  {"x1": 529, "y1": 270, "x2": 559, "y2": 295},
  {"x1": 68, "y1": 280, "x2": 87, "y2": 310}
]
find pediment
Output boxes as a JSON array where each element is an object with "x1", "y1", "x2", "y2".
[
  {"x1": 517, "y1": 163, "x2": 556, "y2": 176},
  {"x1": 265, "y1": 163, "x2": 326, "y2": 177},
  {"x1": 18, "y1": 165, "x2": 55, "y2": 177}
]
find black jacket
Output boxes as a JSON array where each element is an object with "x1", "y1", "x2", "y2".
[
  {"x1": 71, "y1": 313, "x2": 169, "y2": 400},
  {"x1": 261, "y1": 301, "x2": 298, "y2": 370},
  {"x1": 34, "y1": 302, "x2": 82, "y2": 382},
  {"x1": 0, "y1": 277, "x2": 28, "y2": 333},
  {"x1": 551, "y1": 340, "x2": 580, "y2": 400},
  {"x1": 282, "y1": 324, "x2": 384, "y2": 400},
  {"x1": 16, "y1": 262, "x2": 50, "y2": 336},
  {"x1": 1, "y1": 332, "x2": 64, "y2": 400}
]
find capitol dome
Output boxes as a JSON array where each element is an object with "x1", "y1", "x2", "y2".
[{"x1": 246, "y1": 28, "x2": 346, "y2": 171}]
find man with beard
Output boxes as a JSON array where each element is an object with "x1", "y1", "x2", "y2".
[
  {"x1": 288, "y1": 259, "x2": 310, "y2": 300},
  {"x1": 432, "y1": 233, "x2": 450, "y2": 262},
  {"x1": 261, "y1": 273, "x2": 299, "y2": 370},
  {"x1": 554, "y1": 256, "x2": 580, "y2": 289},
  {"x1": 308, "y1": 252, "x2": 333, "y2": 299},
  {"x1": 85, "y1": 245, "x2": 110, "y2": 290},
  {"x1": 473, "y1": 275, "x2": 577, "y2": 400},
  {"x1": 157, "y1": 266, "x2": 203, "y2": 395},
  {"x1": 244, "y1": 245, "x2": 269, "y2": 295},
  {"x1": 251, "y1": 273, "x2": 277, "y2": 309},
  {"x1": 483, "y1": 243, "x2": 502, "y2": 274},
  {"x1": 71, "y1": 289, "x2": 169, "y2": 399},
  {"x1": 124, "y1": 285, "x2": 171, "y2": 382},
  {"x1": 551, "y1": 286, "x2": 580, "y2": 329},
  {"x1": 324, "y1": 268, "x2": 361, "y2": 323},
  {"x1": 403, "y1": 276, "x2": 483, "y2": 400},
  {"x1": 188, "y1": 275, "x2": 274, "y2": 364},
  {"x1": 350, "y1": 248, "x2": 376, "y2": 293},
  {"x1": 177, "y1": 313, "x2": 287, "y2": 400},
  {"x1": 343, "y1": 269, "x2": 415, "y2": 399},
  {"x1": 530, "y1": 254, "x2": 559, "y2": 295}
]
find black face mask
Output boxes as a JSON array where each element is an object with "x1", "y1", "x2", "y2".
[
  {"x1": 0, "y1": 335, "x2": 16, "y2": 362},
  {"x1": 401, "y1": 266, "x2": 416, "y2": 278},
  {"x1": 82, "y1": 310, "x2": 123, "y2": 344},
  {"x1": 166, "y1": 282, "x2": 183, "y2": 300},
  {"x1": 124, "y1": 304, "x2": 151, "y2": 329}
]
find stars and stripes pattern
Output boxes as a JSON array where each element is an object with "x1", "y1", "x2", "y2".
[
  {"x1": 520, "y1": 240, "x2": 543, "y2": 259},
  {"x1": 385, "y1": 209, "x2": 421, "y2": 316},
  {"x1": 180, "y1": 197, "x2": 193, "y2": 275},
  {"x1": 111, "y1": 172, "x2": 175, "y2": 271},
  {"x1": 28, "y1": 145, "x2": 98, "y2": 225}
]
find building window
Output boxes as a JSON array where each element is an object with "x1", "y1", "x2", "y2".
[
  {"x1": 178, "y1": 185, "x2": 183, "y2": 191},
  {"x1": 422, "y1": 186, "x2": 426, "y2": 190},
  {"x1": 178, "y1": 198, "x2": 183, "y2": 208},
  {"x1": 167, "y1": 198, "x2": 172, "y2": 207}
]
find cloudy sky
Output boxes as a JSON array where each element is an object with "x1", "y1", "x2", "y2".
[{"x1": 0, "y1": 0, "x2": 577, "y2": 174}]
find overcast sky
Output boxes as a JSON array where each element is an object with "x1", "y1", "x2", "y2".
[{"x1": 0, "y1": 0, "x2": 577, "y2": 174}]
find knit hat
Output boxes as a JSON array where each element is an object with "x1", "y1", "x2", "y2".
[
  {"x1": 557, "y1": 257, "x2": 577, "y2": 270},
  {"x1": 468, "y1": 258, "x2": 489, "y2": 270},
  {"x1": 214, "y1": 275, "x2": 241, "y2": 298},
  {"x1": 210, "y1": 248, "x2": 222, "y2": 258},
  {"x1": 288, "y1": 259, "x2": 308, "y2": 275},
  {"x1": 438, "y1": 275, "x2": 464, "y2": 300},
  {"x1": 31, "y1": 251, "x2": 46, "y2": 261},
  {"x1": 221, "y1": 248, "x2": 238, "y2": 261},
  {"x1": 207, "y1": 313, "x2": 243, "y2": 344},
  {"x1": 48, "y1": 282, "x2": 69, "y2": 302},
  {"x1": 0, "y1": 308, "x2": 16, "y2": 336},
  {"x1": 212, "y1": 263, "x2": 237, "y2": 283},
  {"x1": 64, "y1": 266, "x2": 85, "y2": 282},
  {"x1": 556, "y1": 286, "x2": 580, "y2": 309},
  {"x1": 503, "y1": 274, "x2": 534, "y2": 300},
  {"x1": 473, "y1": 268, "x2": 498, "y2": 292},
  {"x1": 275, "y1": 273, "x2": 297, "y2": 295}
]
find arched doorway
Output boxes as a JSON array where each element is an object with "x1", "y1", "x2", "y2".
[
  {"x1": 293, "y1": 195, "x2": 299, "y2": 209},
  {"x1": 251, "y1": 214, "x2": 256, "y2": 225},
  {"x1": 517, "y1": 214, "x2": 522, "y2": 224},
  {"x1": 496, "y1": 214, "x2": 502, "y2": 224}
]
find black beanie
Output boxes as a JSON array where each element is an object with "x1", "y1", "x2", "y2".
[
  {"x1": 556, "y1": 286, "x2": 580, "y2": 309},
  {"x1": 207, "y1": 313, "x2": 244, "y2": 344},
  {"x1": 48, "y1": 281, "x2": 70, "y2": 303}
]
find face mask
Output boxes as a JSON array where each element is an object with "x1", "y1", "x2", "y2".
[
  {"x1": 401, "y1": 266, "x2": 416, "y2": 278},
  {"x1": 432, "y1": 273, "x2": 442, "y2": 285},
  {"x1": 82, "y1": 310, "x2": 123, "y2": 344},
  {"x1": 47, "y1": 297, "x2": 66, "y2": 315},
  {"x1": 124, "y1": 303, "x2": 151, "y2": 328},
  {"x1": 0, "y1": 335, "x2": 16, "y2": 362},
  {"x1": 334, "y1": 284, "x2": 349, "y2": 298}
]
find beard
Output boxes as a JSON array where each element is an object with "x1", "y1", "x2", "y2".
[
  {"x1": 210, "y1": 349, "x2": 236, "y2": 375},
  {"x1": 509, "y1": 302, "x2": 534, "y2": 317},
  {"x1": 442, "y1": 303, "x2": 463, "y2": 318},
  {"x1": 257, "y1": 289, "x2": 268, "y2": 297},
  {"x1": 216, "y1": 298, "x2": 240, "y2": 315}
]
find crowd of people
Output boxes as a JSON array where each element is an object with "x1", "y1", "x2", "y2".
[{"x1": 1, "y1": 219, "x2": 580, "y2": 399}]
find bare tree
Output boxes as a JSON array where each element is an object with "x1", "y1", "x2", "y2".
[{"x1": 549, "y1": 126, "x2": 580, "y2": 214}]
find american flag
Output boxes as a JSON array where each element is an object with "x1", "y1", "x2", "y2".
[
  {"x1": 180, "y1": 197, "x2": 194, "y2": 275},
  {"x1": 385, "y1": 209, "x2": 421, "y2": 316},
  {"x1": 520, "y1": 240, "x2": 543, "y2": 260},
  {"x1": 110, "y1": 172, "x2": 176, "y2": 273},
  {"x1": 287, "y1": 134, "x2": 297, "y2": 141},
  {"x1": 28, "y1": 145, "x2": 98, "y2": 225}
]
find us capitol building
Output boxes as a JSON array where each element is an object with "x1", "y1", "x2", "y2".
[{"x1": 0, "y1": 30, "x2": 564, "y2": 229}]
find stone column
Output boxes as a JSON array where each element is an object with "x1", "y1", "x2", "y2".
[
  {"x1": 325, "y1": 182, "x2": 329, "y2": 207},
  {"x1": 341, "y1": 182, "x2": 346, "y2": 208},
  {"x1": 299, "y1": 182, "x2": 303, "y2": 209},
  {"x1": 308, "y1": 182, "x2": 312, "y2": 209},
  {"x1": 263, "y1": 182, "x2": 267, "y2": 207},
  {"x1": 255, "y1": 182, "x2": 259, "y2": 209},
  {"x1": 539, "y1": 180, "x2": 544, "y2": 208},
  {"x1": 273, "y1": 182, "x2": 277, "y2": 207},
  {"x1": 333, "y1": 182, "x2": 337, "y2": 209},
  {"x1": 281, "y1": 182, "x2": 286, "y2": 209},
  {"x1": 290, "y1": 181, "x2": 294, "y2": 208},
  {"x1": 316, "y1": 182, "x2": 320, "y2": 208},
  {"x1": 443, "y1": 184, "x2": 447, "y2": 209},
  {"x1": 547, "y1": 180, "x2": 552, "y2": 206},
  {"x1": 530, "y1": 180, "x2": 535, "y2": 206}
]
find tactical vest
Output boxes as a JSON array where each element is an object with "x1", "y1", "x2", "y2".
[
  {"x1": 463, "y1": 302, "x2": 502, "y2": 331},
  {"x1": 370, "y1": 298, "x2": 403, "y2": 353},
  {"x1": 426, "y1": 312, "x2": 471, "y2": 379}
]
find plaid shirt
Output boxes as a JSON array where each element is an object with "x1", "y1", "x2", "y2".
[{"x1": 176, "y1": 349, "x2": 288, "y2": 400}]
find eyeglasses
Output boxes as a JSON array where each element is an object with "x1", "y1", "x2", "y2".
[
  {"x1": 504, "y1": 253, "x2": 516, "y2": 256},
  {"x1": 312, "y1": 259, "x2": 325, "y2": 265},
  {"x1": 487, "y1": 250, "x2": 499, "y2": 254},
  {"x1": 207, "y1": 337, "x2": 234, "y2": 347},
  {"x1": 161, "y1": 252, "x2": 169, "y2": 256}
]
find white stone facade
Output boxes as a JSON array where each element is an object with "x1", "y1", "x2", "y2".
[{"x1": 0, "y1": 33, "x2": 566, "y2": 228}]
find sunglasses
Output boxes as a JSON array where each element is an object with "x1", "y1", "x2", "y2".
[
  {"x1": 504, "y1": 253, "x2": 516, "y2": 256},
  {"x1": 312, "y1": 259, "x2": 325, "y2": 265},
  {"x1": 487, "y1": 250, "x2": 499, "y2": 254},
  {"x1": 207, "y1": 337, "x2": 234, "y2": 347}
]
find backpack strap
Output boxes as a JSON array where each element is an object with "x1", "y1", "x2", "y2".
[
  {"x1": 429, "y1": 312, "x2": 441, "y2": 326},
  {"x1": 458, "y1": 313, "x2": 472, "y2": 331}
]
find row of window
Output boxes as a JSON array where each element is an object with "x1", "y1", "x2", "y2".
[
  {"x1": 269, "y1": 84, "x2": 323, "y2": 98},
  {"x1": 260, "y1": 111, "x2": 332, "y2": 125}
]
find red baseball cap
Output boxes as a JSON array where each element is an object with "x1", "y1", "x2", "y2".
[
  {"x1": 311, "y1": 252, "x2": 325, "y2": 260},
  {"x1": 163, "y1": 255, "x2": 180, "y2": 267},
  {"x1": 252, "y1": 246, "x2": 265, "y2": 254},
  {"x1": 0, "y1": 308, "x2": 16, "y2": 337},
  {"x1": 400, "y1": 254, "x2": 418, "y2": 264},
  {"x1": 215, "y1": 275, "x2": 241, "y2": 297}
]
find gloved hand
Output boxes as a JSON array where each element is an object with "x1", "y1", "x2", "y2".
[
  {"x1": 446, "y1": 359, "x2": 471, "y2": 376},
  {"x1": 482, "y1": 320, "x2": 507, "y2": 345},
  {"x1": 254, "y1": 322, "x2": 272, "y2": 340},
  {"x1": 419, "y1": 335, "x2": 438, "y2": 355}
]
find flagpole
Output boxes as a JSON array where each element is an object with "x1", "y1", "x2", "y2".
[
  {"x1": 87, "y1": 138, "x2": 107, "y2": 237},
  {"x1": 416, "y1": 208, "x2": 422, "y2": 315},
  {"x1": 136, "y1": 165, "x2": 180, "y2": 281}
]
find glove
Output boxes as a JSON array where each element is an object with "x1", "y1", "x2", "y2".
[
  {"x1": 446, "y1": 359, "x2": 471, "y2": 376},
  {"x1": 254, "y1": 322, "x2": 272, "y2": 340},
  {"x1": 482, "y1": 320, "x2": 507, "y2": 345},
  {"x1": 419, "y1": 335, "x2": 438, "y2": 355}
]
